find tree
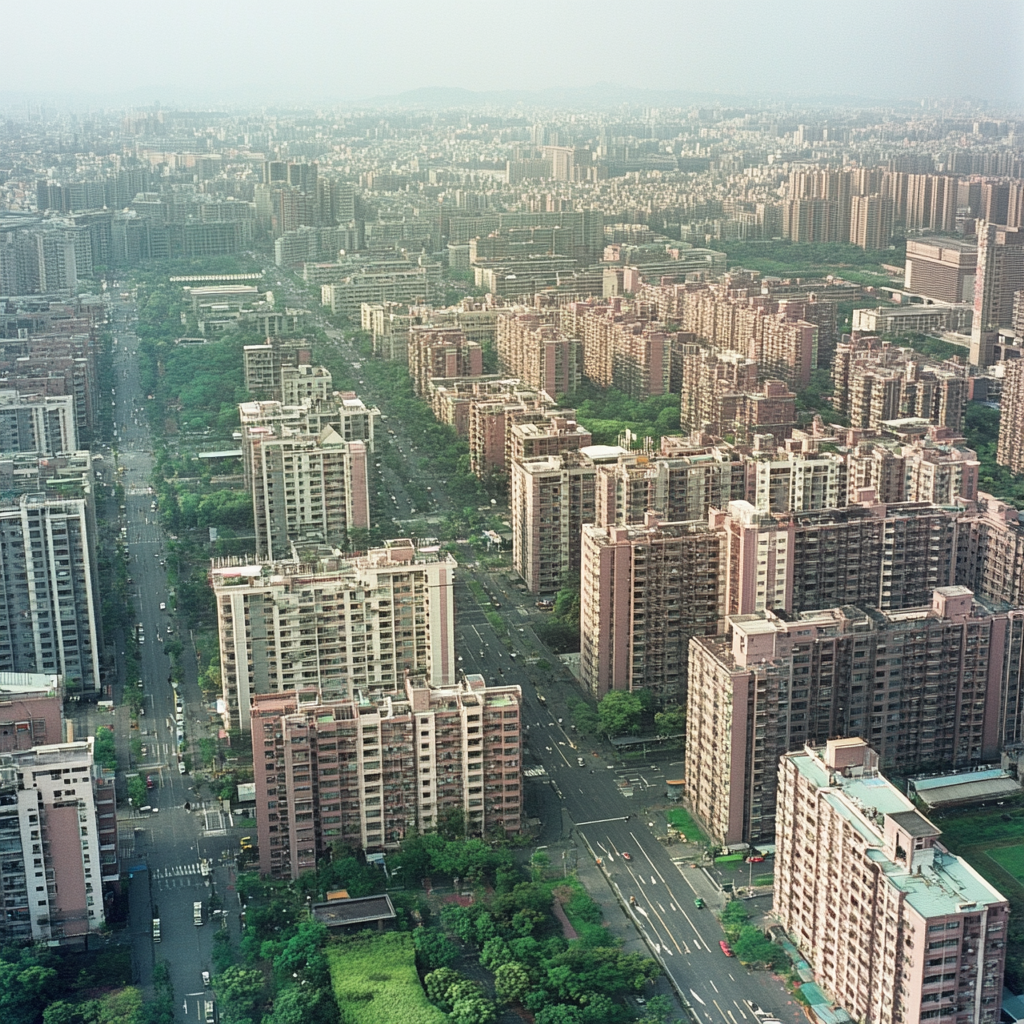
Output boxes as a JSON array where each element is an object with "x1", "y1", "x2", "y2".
[
  {"x1": 128, "y1": 776, "x2": 147, "y2": 808},
  {"x1": 213, "y1": 966, "x2": 264, "y2": 1021},
  {"x1": 449, "y1": 988, "x2": 496, "y2": 1024},
  {"x1": 478, "y1": 936, "x2": 513, "y2": 972},
  {"x1": 654, "y1": 704, "x2": 686, "y2": 738},
  {"x1": 95, "y1": 988, "x2": 144, "y2": 1024},
  {"x1": 732, "y1": 925, "x2": 787, "y2": 970},
  {"x1": 440, "y1": 903, "x2": 475, "y2": 943},
  {"x1": 571, "y1": 702, "x2": 600, "y2": 735},
  {"x1": 493, "y1": 961, "x2": 530, "y2": 1006},
  {"x1": 597, "y1": 690, "x2": 643, "y2": 737},
  {"x1": 534, "y1": 1006, "x2": 584, "y2": 1024},
  {"x1": 424, "y1": 968, "x2": 463, "y2": 1010},
  {"x1": 414, "y1": 927, "x2": 460, "y2": 971}
]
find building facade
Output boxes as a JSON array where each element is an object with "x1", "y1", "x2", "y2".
[
  {"x1": 212, "y1": 540, "x2": 456, "y2": 734},
  {"x1": 775, "y1": 739, "x2": 1007, "y2": 1024},
  {"x1": 250, "y1": 675, "x2": 522, "y2": 878},
  {"x1": 686, "y1": 588, "x2": 1024, "y2": 846},
  {"x1": 0, "y1": 739, "x2": 117, "y2": 944}
]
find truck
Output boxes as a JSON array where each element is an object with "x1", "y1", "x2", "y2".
[
  {"x1": 193, "y1": 901, "x2": 203, "y2": 926},
  {"x1": 152, "y1": 918, "x2": 161, "y2": 942},
  {"x1": 204, "y1": 1000, "x2": 215, "y2": 1023}
]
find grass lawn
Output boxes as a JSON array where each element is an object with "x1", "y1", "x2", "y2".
[
  {"x1": 327, "y1": 933, "x2": 447, "y2": 1024},
  {"x1": 988, "y1": 845, "x2": 1024, "y2": 886},
  {"x1": 665, "y1": 806, "x2": 704, "y2": 842},
  {"x1": 932, "y1": 803, "x2": 1024, "y2": 850}
]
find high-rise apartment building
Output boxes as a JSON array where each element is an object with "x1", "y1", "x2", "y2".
[
  {"x1": 970, "y1": 223, "x2": 1024, "y2": 366},
  {"x1": 0, "y1": 739, "x2": 117, "y2": 943},
  {"x1": 496, "y1": 311, "x2": 582, "y2": 396},
  {"x1": 719, "y1": 498, "x2": 959, "y2": 618},
  {"x1": 996, "y1": 358, "x2": 1024, "y2": 475},
  {"x1": 747, "y1": 447, "x2": 847, "y2": 513},
  {"x1": 250, "y1": 675, "x2": 522, "y2": 877},
  {"x1": 775, "y1": 739, "x2": 1007, "y2": 1024},
  {"x1": 678, "y1": 345, "x2": 797, "y2": 442},
  {"x1": 511, "y1": 449, "x2": 600, "y2": 594},
  {"x1": 0, "y1": 675, "x2": 63, "y2": 752},
  {"x1": 244, "y1": 424, "x2": 369, "y2": 560},
  {"x1": 832, "y1": 339, "x2": 968, "y2": 434},
  {"x1": 579, "y1": 514, "x2": 724, "y2": 702},
  {"x1": 593, "y1": 439, "x2": 746, "y2": 527},
  {"x1": 242, "y1": 339, "x2": 312, "y2": 400},
  {"x1": 686, "y1": 588, "x2": 1024, "y2": 845},
  {"x1": 0, "y1": 495, "x2": 101, "y2": 694},
  {"x1": 280, "y1": 365, "x2": 333, "y2": 406},
  {"x1": 407, "y1": 327, "x2": 484, "y2": 397},
  {"x1": 212, "y1": 540, "x2": 456, "y2": 734},
  {"x1": 238, "y1": 392, "x2": 378, "y2": 449},
  {"x1": 850, "y1": 194, "x2": 894, "y2": 251},
  {"x1": 0, "y1": 391, "x2": 77, "y2": 455}
]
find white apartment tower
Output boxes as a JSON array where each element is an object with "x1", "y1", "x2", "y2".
[{"x1": 212, "y1": 540, "x2": 456, "y2": 734}]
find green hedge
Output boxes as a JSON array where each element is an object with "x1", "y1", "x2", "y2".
[{"x1": 327, "y1": 933, "x2": 448, "y2": 1024}]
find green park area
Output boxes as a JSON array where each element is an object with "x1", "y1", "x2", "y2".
[
  {"x1": 988, "y1": 844, "x2": 1024, "y2": 886},
  {"x1": 665, "y1": 806, "x2": 704, "y2": 844},
  {"x1": 328, "y1": 933, "x2": 448, "y2": 1024},
  {"x1": 930, "y1": 800, "x2": 1024, "y2": 988}
]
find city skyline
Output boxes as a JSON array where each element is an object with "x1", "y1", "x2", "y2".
[{"x1": 2, "y1": 0, "x2": 1023, "y2": 108}]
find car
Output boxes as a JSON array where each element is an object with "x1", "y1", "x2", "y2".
[
  {"x1": 159, "y1": 602, "x2": 166, "y2": 611},
  {"x1": 621, "y1": 852, "x2": 631, "y2": 861},
  {"x1": 577, "y1": 757, "x2": 585, "y2": 766},
  {"x1": 719, "y1": 940, "x2": 734, "y2": 956},
  {"x1": 179, "y1": 761, "x2": 187, "y2": 774},
  {"x1": 202, "y1": 971, "x2": 210, "y2": 987},
  {"x1": 746, "y1": 855, "x2": 765, "y2": 863},
  {"x1": 146, "y1": 775, "x2": 154, "y2": 789},
  {"x1": 694, "y1": 897, "x2": 705, "y2": 908}
]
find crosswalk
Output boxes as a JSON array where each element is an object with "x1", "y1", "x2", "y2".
[{"x1": 152, "y1": 863, "x2": 207, "y2": 890}]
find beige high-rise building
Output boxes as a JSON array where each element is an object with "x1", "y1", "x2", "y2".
[
  {"x1": 250, "y1": 675, "x2": 522, "y2": 877},
  {"x1": 996, "y1": 359, "x2": 1024, "y2": 475},
  {"x1": 245, "y1": 424, "x2": 369, "y2": 560},
  {"x1": 850, "y1": 193, "x2": 894, "y2": 251},
  {"x1": 904, "y1": 238, "x2": 978, "y2": 303},
  {"x1": 970, "y1": 223, "x2": 1024, "y2": 366},
  {"x1": 211, "y1": 540, "x2": 456, "y2": 734},
  {"x1": 0, "y1": 740, "x2": 118, "y2": 943},
  {"x1": 407, "y1": 327, "x2": 483, "y2": 396},
  {"x1": 775, "y1": 739, "x2": 1007, "y2": 1024}
]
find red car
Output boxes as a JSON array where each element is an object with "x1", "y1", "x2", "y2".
[
  {"x1": 621, "y1": 852, "x2": 631, "y2": 861},
  {"x1": 719, "y1": 940, "x2": 734, "y2": 957},
  {"x1": 746, "y1": 855, "x2": 765, "y2": 863},
  {"x1": 146, "y1": 775, "x2": 154, "y2": 789}
]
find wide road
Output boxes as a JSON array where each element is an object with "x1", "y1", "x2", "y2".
[
  {"x1": 109, "y1": 299, "x2": 242, "y2": 1019},
  {"x1": 451, "y1": 568, "x2": 804, "y2": 1024}
]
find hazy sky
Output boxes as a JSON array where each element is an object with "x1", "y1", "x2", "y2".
[{"x1": 5, "y1": 0, "x2": 1023, "y2": 107}]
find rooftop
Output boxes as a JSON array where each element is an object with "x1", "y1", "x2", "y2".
[{"x1": 792, "y1": 747, "x2": 1007, "y2": 918}]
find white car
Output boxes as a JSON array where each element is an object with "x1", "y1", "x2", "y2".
[{"x1": 159, "y1": 602, "x2": 166, "y2": 611}]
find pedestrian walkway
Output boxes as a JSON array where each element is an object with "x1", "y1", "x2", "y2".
[{"x1": 152, "y1": 862, "x2": 208, "y2": 890}]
